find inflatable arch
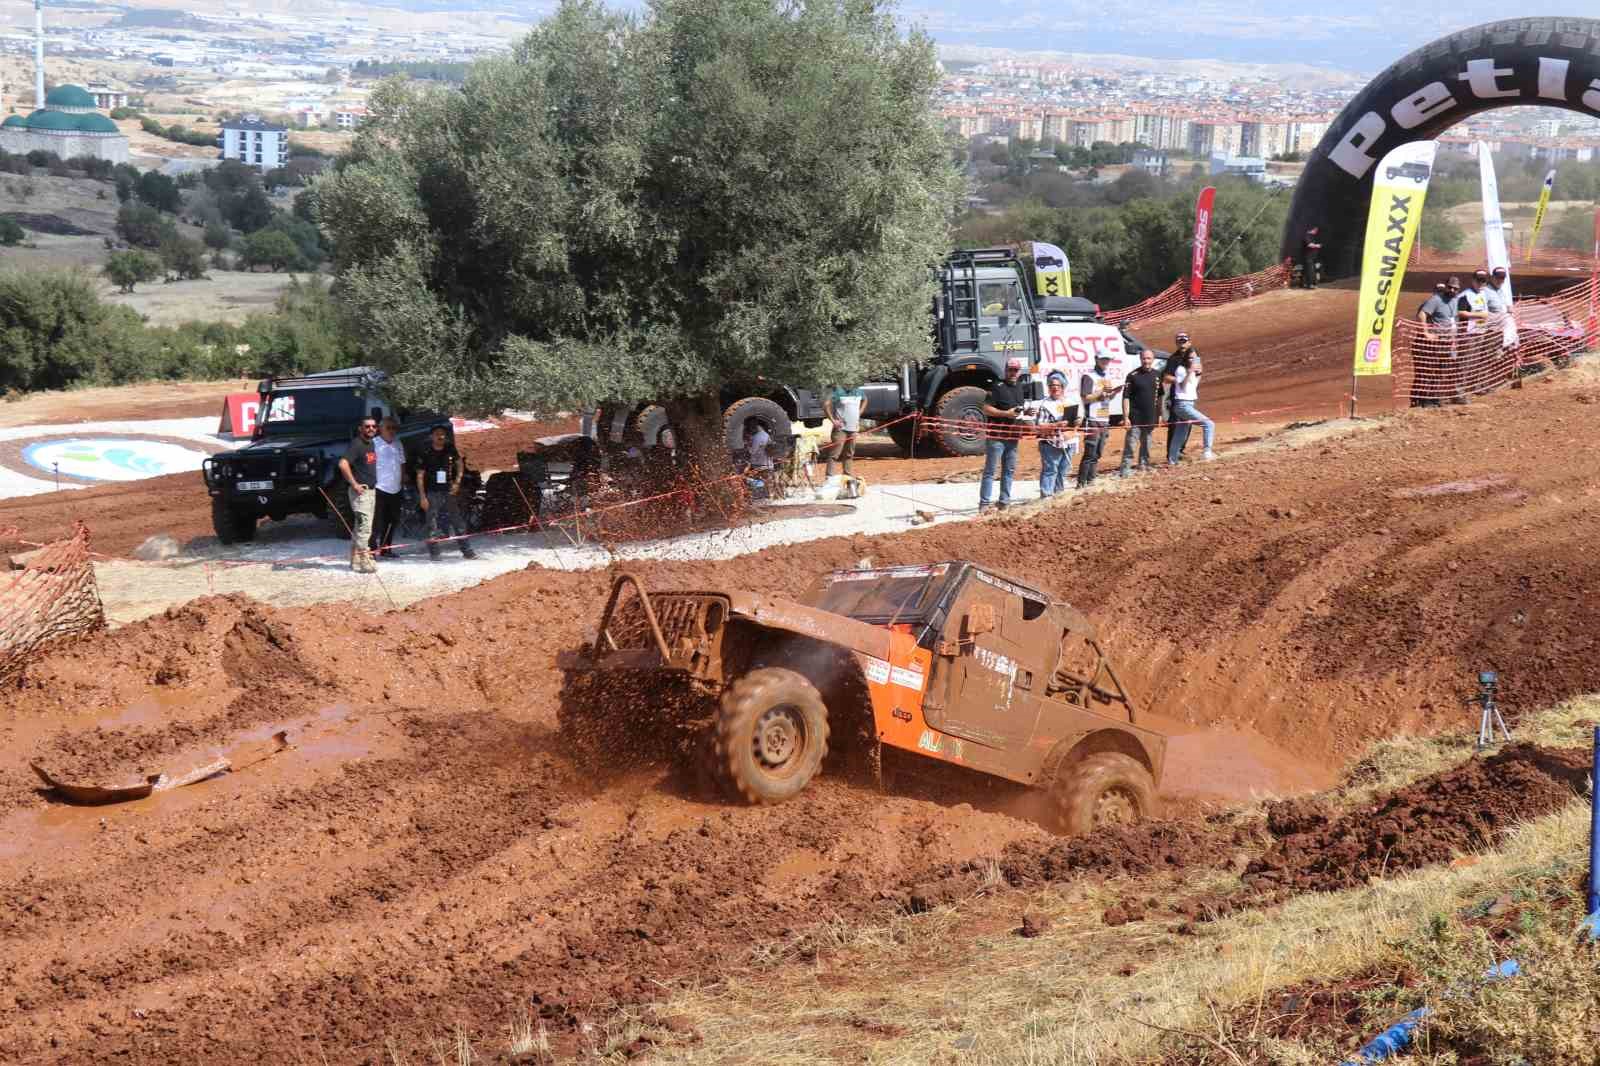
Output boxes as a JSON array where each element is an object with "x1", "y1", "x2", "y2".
[{"x1": 1283, "y1": 17, "x2": 1600, "y2": 280}]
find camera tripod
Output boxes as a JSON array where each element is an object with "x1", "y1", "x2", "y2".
[{"x1": 1474, "y1": 671, "x2": 1512, "y2": 750}]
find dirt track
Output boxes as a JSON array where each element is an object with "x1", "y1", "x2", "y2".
[{"x1": 5, "y1": 329, "x2": 1600, "y2": 1059}]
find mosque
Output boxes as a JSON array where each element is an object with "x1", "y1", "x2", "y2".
[{"x1": 0, "y1": 1, "x2": 129, "y2": 163}]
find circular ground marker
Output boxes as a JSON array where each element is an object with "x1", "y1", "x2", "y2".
[{"x1": 19, "y1": 437, "x2": 216, "y2": 482}]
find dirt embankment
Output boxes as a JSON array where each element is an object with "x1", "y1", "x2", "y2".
[{"x1": 3, "y1": 351, "x2": 1600, "y2": 1060}]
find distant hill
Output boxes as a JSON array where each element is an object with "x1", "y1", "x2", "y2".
[{"x1": 111, "y1": 8, "x2": 216, "y2": 30}]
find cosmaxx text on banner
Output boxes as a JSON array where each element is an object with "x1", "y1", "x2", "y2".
[{"x1": 1354, "y1": 141, "x2": 1436, "y2": 377}]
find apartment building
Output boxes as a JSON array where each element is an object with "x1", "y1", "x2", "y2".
[{"x1": 218, "y1": 115, "x2": 289, "y2": 173}]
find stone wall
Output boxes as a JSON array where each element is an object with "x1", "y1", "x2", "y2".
[{"x1": 0, "y1": 129, "x2": 129, "y2": 164}]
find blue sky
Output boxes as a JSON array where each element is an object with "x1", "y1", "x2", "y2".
[{"x1": 897, "y1": 2, "x2": 1581, "y2": 72}]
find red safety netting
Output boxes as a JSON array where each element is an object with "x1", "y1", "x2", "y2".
[
  {"x1": 0, "y1": 524, "x2": 105, "y2": 683},
  {"x1": 1410, "y1": 242, "x2": 1599, "y2": 274},
  {"x1": 1391, "y1": 275, "x2": 1600, "y2": 405},
  {"x1": 1101, "y1": 261, "x2": 1292, "y2": 326}
]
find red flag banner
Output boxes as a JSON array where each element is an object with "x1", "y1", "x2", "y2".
[{"x1": 1190, "y1": 186, "x2": 1216, "y2": 300}]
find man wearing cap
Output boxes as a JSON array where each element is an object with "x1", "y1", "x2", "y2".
[
  {"x1": 1165, "y1": 338, "x2": 1215, "y2": 464},
  {"x1": 1162, "y1": 331, "x2": 1195, "y2": 460},
  {"x1": 1026, "y1": 371, "x2": 1077, "y2": 497},
  {"x1": 1412, "y1": 280, "x2": 1457, "y2": 408},
  {"x1": 1075, "y1": 351, "x2": 1123, "y2": 487},
  {"x1": 1451, "y1": 270, "x2": 1491, "y2": 405},
  {"x1": 979, "y1": 358, "x2": 1028, "y2": 512}
]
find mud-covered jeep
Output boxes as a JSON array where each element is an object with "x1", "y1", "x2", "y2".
[{"x1": 559, "y1": 562, "x2": 1168, "y2": 834}]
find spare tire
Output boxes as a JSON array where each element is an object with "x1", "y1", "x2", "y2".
[{"x1": 723, "y1": 396, "x2": 792, "y2": 452}]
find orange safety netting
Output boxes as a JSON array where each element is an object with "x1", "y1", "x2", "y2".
[
  {"x1": 1409, "y1": 241, "x2": 1599, "y2": 274},
  {"x1": 1391, "y1": 275, "x2": 1600, "y2": 405},
  {"x1": 0, "y1": 524, "x2": 105, "y2": 683},
  {"x1": 1100, "y1": 261, "x2": 1293, "y2": 326}
]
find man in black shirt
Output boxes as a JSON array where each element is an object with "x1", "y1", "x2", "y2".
[
  {"x1": 1117, "y1": 348, "x2": 1161, "y2": 475},
  {"x1": 416, "y1": 425, "x2": 478, "y2": 560},
  {"x1": 336, "y1": 416, "x2": 380, "y2": 573},
  {"x1": 1300, "y1": 226, "x2": 1322, "y2": 289},
  {"x1": 978, "y1": 357, "x2": 1027, "y2": 512}
]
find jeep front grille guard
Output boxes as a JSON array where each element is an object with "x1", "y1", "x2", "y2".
[
  {"x1": 590, "y1": 573, "x2": 671, "y2": 661},
  {"x1": 1048, "y1": 637, "x2": 1139, "y2": 723}
]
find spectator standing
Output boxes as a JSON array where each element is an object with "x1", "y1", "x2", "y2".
[
  {"x1": 1026, "y1": 371, "x2": 1077, "y2": 497},
  {"x1": 337, "y1": 416, "x2": 380, "y2": 573},
  {"x1": 979, "y1": 357, "x2": 1027, "y2": 512},
  {"x1": 1299, "y1": 226, "x2": 1323, "y2": 289},
  {"x1": 1166, "y1": 342, "x2": 1215, "y2": 464},
  {"x1": 1162, "y1": 332, "x2": 1194, "y2": 461},
  {"x1": 1412, "y1": 280, "x2": 1456, "y2": 407},
  {"x1": 1451, "y1": 269, "x2": 1490, "y2": 405},
  {"x1": 1117, "y1": 348, "x2": 1161, "y2": 475},
  {"x1": 370, "y1": 416, "x2": 405, "y2": 558},
  {"x1": 417, "y1": 425, "x2": 478, "y2": 560},
  {"x1": 1484, "y1": 266, "x2": 1512, "y2": 316},
  {"x1": 1076, "y1": 351, "x2": 1122, "y2": 487},
  {"x1": 823, "y1": 385, "x2": 865, "y2": 479}
]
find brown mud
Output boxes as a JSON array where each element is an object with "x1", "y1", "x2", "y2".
[{"x1": 2, "y1": 290, "x2": 1600, "y2": 1060}]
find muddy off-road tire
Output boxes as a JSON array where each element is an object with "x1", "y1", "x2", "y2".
[
  {"x1": 723, "y1": 397, "x2": 792, "y2": 453},
  {"x1": 211, "y1": 497, "x2": 256, "y2": 544},
  {"x1": 932, "y1": 385, "x2": 990, "y2": 457},
  {"x1": 1053, "y1": 752, "x2": 1157, "y2": 836},
  {"x1": 886, "y1": 418, "x2": 918, "y2": 457},
  {"x1": 712, "y1": 667, "x2": 829, "y2": 804}
]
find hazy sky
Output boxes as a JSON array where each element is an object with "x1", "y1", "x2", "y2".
[{"x1": 897, "y1": 2, "x2": 1578, "y2": 72}]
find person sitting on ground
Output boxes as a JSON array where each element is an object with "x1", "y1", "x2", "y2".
[
  {"x1": 979, "y1": 358, "x2": 1027, "y2": 512},
  {"x1": 417, "y1": 424, "x2": 478, "y2": 560},
  {"x1": 1026, "y1": 371, "x2": 1077, "y2": 498},
  {"x1": 743, "y1": 421, "x2": 774, "y2": 472}
]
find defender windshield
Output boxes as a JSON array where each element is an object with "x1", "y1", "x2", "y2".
[
  {"x1": 256, "y1": 386, "x2": 367, "y2": 437},
  {"x1": 811, "y1": 565, "x2": 950, "y2": 622}
]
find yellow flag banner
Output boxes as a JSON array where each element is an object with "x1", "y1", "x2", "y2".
[
  {"x1": 1526, "y1": 169, "x2": 1555, "y2": 261},
  {"x1": 1031, "y1": 241, "x2": 1072, "y2": 298},
  {"x1": 1353, "y1": 141, "x2": 1437, "y2": 377}
]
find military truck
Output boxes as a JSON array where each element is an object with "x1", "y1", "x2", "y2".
[
  {"x1": 558, "y1": 561, "x2": 1167, "y2": 834},
  {"x1": 200, "y1": 367, "x2": 457, "y2": 544},
  {"x1": 861, "y1": 247, "x2": 1169, "y2": 456}
]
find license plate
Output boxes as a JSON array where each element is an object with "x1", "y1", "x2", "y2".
[{"x1": 237, "y1": 480, "x2": 273, "y2": 491}]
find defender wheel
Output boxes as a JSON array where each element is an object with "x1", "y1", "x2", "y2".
[
  {"x1": 1053, "y1": 752, "x2": 1157, "y2": 836},
  {"x1": 211, "y1": 497, "x2": 255, "y2": 544},
  {"x1": 713, "y1": 667, "x2": 829, "y2": 804},
  {"x1": 932, "y1": 385, "x2": 990, "y2": 457}
]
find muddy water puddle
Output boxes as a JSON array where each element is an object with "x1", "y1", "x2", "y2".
[{"x1": 4, "y1": 704, "x2": 403, "y2": 868}]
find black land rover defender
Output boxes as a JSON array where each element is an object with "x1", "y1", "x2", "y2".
[{"x1": 201, "y1": 367, "x2": 454, "y2": 545}]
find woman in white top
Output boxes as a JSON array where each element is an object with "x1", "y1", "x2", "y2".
[{"x1": 1027, "y1": 372, "x2": 1078, "y2": 497}]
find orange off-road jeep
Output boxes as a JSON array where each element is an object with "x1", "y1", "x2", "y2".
[{"x1": 558, "y1": 562, "x2": 1168, "y2": 834}]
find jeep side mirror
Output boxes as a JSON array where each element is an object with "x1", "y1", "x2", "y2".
[{"x1": 962, "y1": 603, "x2": 996, "y2": 639}]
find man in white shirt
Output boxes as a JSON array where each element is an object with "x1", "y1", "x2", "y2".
[
  {"x1": 1165, "y1": 340, "x2": 1215, "y2": 464},
  {"x1": 370, "y1": 416, "x2": 406, "y2": 558}
]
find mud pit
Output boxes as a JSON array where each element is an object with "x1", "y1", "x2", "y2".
[{"x1": 3, "y1": 325, "x2": 1600, "y2": 1060}]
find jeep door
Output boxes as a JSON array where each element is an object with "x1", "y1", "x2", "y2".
[{"x1": 921, "y1": 574, "x2": 1044, "y2": 753}]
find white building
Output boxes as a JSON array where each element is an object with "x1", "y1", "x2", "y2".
[
  {"x1": 332, "y1": 107, "x2": 367, "y2": 130},
  {"x1": 218, "y1": 115, "x2": 289, "y2": 173},
  {"x1": 85, "y1": 84, "x2": 128, "y2": 110}
]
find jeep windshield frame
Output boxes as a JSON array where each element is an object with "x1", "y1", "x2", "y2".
[
  {"x1": 808, "y1": 564, "x2": 959, "y2": 625},
  {"x1": 253, "y1": 383, "x2": 368, "y2": 440}
]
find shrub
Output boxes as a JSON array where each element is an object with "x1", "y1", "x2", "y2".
[
  {"x1": 115, "y1": 202, "x2": 176, "y2": 249},
  {"x1": 103, "y1": 250, "x2": 163, "y2": 292},
  {"x1": 0, "y1": 216, "x2": 24, "y2": 246}
]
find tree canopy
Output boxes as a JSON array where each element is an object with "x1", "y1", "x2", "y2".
[{"x1": 319, "y1": 0, "x2": 960, "y2": 415}]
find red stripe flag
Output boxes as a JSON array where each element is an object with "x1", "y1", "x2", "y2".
[{"x1": 1190, "y1": 186, "x2": 1216, "y2": 300}]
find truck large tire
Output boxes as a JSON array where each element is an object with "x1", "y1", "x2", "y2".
[
  {"x1": 711, "y1": 667, "x2": 829, "y2": 804},
  {"x1": 211, "y1": 497, "x2": 256, "y2": 545},
  {"x1": 932, "y1": 385, "x2": 990, "y2": 457},
  {"x1": 633, "y1": 404, "x2": 670, "y2": 448},
  {"x1": 1052, "y1": 752, "x2": 1157, "y2": 836},
  {"x1": 723, "y1": 396, "x2": 792, "y2": 453},
  {"x1": 886, "y1": 418, "x2": 918, "y2": 457}
]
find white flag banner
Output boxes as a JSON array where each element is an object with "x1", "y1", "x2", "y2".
[{"x1": 1476, "y1": 142, "x2": 1519, "y2": 347}]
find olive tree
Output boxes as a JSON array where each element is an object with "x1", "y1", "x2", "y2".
[{"x1": 319, "y1": 0, "x2": 960, "y2": 439}]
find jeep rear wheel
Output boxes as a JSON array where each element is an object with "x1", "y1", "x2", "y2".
[
  {"x1": 211, "y1": 497, "x2": 256, "y2": 544},
  {"x1": 932, "y1": 385, "x2": 990, "y2": 457},
  {"x1": 712, "y1": 667, "x2": 829, "y2": 804},
  {"x1": 1052, "y1": 752, "x2": 1157, "y2": 836}
]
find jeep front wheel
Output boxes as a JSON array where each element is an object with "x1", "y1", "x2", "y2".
[
  {"x1": 211, "y1": 497, "x2": 255, "y2": 544},
  {"x1": 712, "y1": 667, "x2": 829, "y2": 804},
  {"x1": 1052, "y1": 752, "x2": 1157, "y2": 836}
]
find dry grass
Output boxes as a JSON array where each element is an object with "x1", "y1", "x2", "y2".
[{"x1": 585, "y1": 698, "x2": 1598, "y2": 1065}]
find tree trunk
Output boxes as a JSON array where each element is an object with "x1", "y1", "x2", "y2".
[{"x1": 664, "y1": 392, "x2": 742, "y2": 516}]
